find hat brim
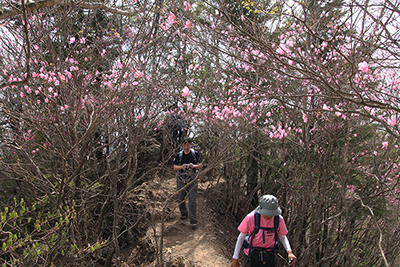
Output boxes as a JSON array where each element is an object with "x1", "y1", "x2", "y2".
[{"x1": 255, "y1": 205, "x2": 281, "y2": 216}]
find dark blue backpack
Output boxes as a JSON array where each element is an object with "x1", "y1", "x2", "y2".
[{"x1": 243, "y1": 211, "x2": 279, "y2": 251}]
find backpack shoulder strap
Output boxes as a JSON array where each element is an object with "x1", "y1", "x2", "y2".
[
  {"x1": 254, "y1": 211, "x2": 260, "y2": 234},
  {"x1": 178, "y1": 150, "x2": 184, "y2": 164},
  {"x1": 273, "y1": 215, "x2": 279, "y2": 232},
  {"x1": 190, "y1": 148, "x2": 196, "y2": 163},
  {"x1": 272, "y1": 215, "x2": 280, "y2": 249},
  {"x1": 248, "y1": 211, "x2": 259, "y2": 249}
]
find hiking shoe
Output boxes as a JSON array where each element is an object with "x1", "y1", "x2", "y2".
[
  {"x1": 180, "y1": 214, "x2": 188, "y2": 220},
  {"x1": 190, "y1": 223, "x2": 197, "y2": 230}
]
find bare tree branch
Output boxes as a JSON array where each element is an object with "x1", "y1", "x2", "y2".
[{"x1": 0, "y1": 0, "x2": 135, "y2": 21}]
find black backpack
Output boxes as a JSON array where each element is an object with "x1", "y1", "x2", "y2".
[{"x1": 243, "y1": 211, "x2": 279, "y2": 251}]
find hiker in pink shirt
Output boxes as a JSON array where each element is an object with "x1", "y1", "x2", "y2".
[{"x1": 231, "y1": 195, "x2": 297, "y2": 267}]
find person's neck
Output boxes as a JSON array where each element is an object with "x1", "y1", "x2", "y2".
[{"x1": 183, "y1": 148, "x2": 191, "y2": 154}]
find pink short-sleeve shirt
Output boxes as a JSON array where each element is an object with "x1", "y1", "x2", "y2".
[{"x1": 238, "y1": 210, "x2": 288, "y2": 255}]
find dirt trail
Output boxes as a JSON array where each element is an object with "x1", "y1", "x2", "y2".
[{"x1": 152, "y1": 177, "x2": 233, "y2": 267}]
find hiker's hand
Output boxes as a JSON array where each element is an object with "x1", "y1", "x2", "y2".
[
  {"x1": 230, "y1": 258, "x2": 240, "y2": 267},
  {"x1": 288, "y1": 251, "x2": 297, "y2": 266},
  {"x1": 189, "y1": 163, "x2": 195, "y2": 169}
]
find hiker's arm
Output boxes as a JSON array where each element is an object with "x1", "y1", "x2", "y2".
[
  {"x1": 193, "y1": 162, "x2": 202, "y2": 168},
  {"x1": 232, "y1": 232, "x2": 246, "y2": 259},
  {"x1": 278, "y1": 234, "x2": 297, "y2": 266},
  {"x1": 231, "y1": 232, "x2": 246, "y2": 267},
  {"x1": 278, "y1": 234, "x2": 292, "y2": 252},
  {"x1": 173, "y1": 164, "x2": 186, "y2": 171},
  {"x1": 188, "y1": 161, "x2": 202, "y2": 169},
  {"x1": 231, "y1": 258, "x2": 240, "y2": 267}
]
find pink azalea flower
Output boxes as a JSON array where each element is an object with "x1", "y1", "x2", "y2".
[
  {"x1": 388, "y1": 117, "x2": 397, "y2": 126},
  {"x1": 69, "y1": 37, "x2": 75, "y2": 44},
  {"x1": 277, "y1": 44, "x2": 288, "y2": 55},
  {"x1": 182, "y1": 86, "x2": 190, "y2": 97},
  {"x1": 185, "y1": 20, "x2": 192, "y2": 29},
  {"x1": 184, "y1": 1, "x2": 191, "y2": 11},
  {"x1": 358, "y1": 61, "x2": 369, "y2": 73},
  {"x1": 382, "y1": 141, "x2": 388, "y2": 149},
  {"x1": 134, "y1": 71, "x2": 143, "y2": 78},
  {"x1": 303, "y1": 113, "x2": 308, "y2": 123},
  {"x1": 169, "y1": 12, "x2": 176, "y2": 24}
]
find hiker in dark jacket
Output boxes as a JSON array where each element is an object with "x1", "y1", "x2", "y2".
[
  {"x1": 166, "y1": 106, "x2": 186, "y2": 149},
  {"x1": 231, "y1": 195, "x2": 297, "y2": 267},
  {"x1": 173, "y1": 137, "x2": 202, "y2": 228}
]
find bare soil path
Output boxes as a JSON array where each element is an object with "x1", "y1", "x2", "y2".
[
  {"x1": 155, "y1": 177, "x2": 233, "y2": 267},
  {"x1": 119, "y1": 174, "x2": 238, "y2": 267}
]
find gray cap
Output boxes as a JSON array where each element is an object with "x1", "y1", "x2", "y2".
[{"x1": 255, "y1": 195, "x2": 281, "y2": 216}]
